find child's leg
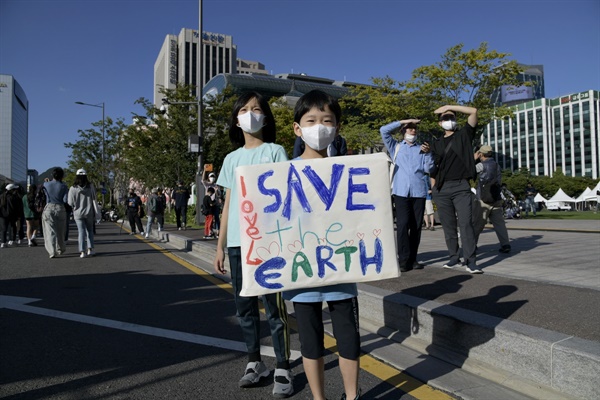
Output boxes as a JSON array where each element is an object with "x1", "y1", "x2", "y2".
[
  {"x1": 263, "y1": 292, "x2": 291, "y2": 368},
  {"x1": 329, "y1": 297, "x2": 361, "y2": 398},
  {"x1": 294, "y1": 301, "x2": 326, "y2": 399}
]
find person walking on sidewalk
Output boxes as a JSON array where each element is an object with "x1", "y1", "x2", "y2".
[
  {"x1": 145, "y1": 188, "x2": 163, "y2": 238},
  {"x1": 42, "y1": 167, "x2": 69, "y2": 258},
  {"x1": 156, "y1": 188, "x2": 166, "y2": 231},
  {"x1": 473, "y1": 146, "x2": 511, "y2": 254},
  {"x1": 1, "y1": 184, "x2": 23, "y2": 248},
  {"x1": 380, "y1": 118, "x2": 434, "y2": 272},
  {"x1": 68, "y1": 169, "x2": 97, "y2": 258},
  {"x1": 23, "y1": 184, "x2": 40, "y2": 246},
  {"x1": 213, "y1": 91, "x2": 293, "y2": 398},
  {"x1": 172, "y1": 181, "x2": 190, "y2": 231},
  {"x1": 423, "y1": 175, "x2": 436, "y2": 231},
  {"x1": 126, "y1": 189, "x2": 144, "y2": 235},
  {"x1": 430, "y1": 105, "x2": 482, "y2": 274}
]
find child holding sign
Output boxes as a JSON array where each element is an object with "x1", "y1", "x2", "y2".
[
  {"x1": 213, "y1": 92, "x2": 293, "y2": 398},
  {"x1": 284, "y1": 90, "x2": 361, "y2": 400}
]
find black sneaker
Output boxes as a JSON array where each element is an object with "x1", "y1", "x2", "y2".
[
  {"x1": 499, "y1": 245, "x2": 511, "y2": 254},
  {"x1": 341, "y1": 388, "x2": 361, "y2": 400},
  {"x1": 443, "y1": 258, "x2": 461, "y2": 269}
]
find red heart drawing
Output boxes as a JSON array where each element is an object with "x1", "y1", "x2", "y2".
[
  {"x1": 346, "y1": 240, "x2": 354, "y2": 247},
  {"x1": 373, "y1": 229, "x2": 381, "y2": 237},
  {"x1": 287, "y1": 240, "x2": 303, "y2": 253},
  {"x1": 256, "y1": 242, "x2": 280, "y2": 260},
  {"x1": 357, "y1": 233, "x2": 365, "y2": 240}
]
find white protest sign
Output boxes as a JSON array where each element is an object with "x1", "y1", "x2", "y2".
[{"x1": 236, "y1": 153, "x2": 400, "y2": 297}]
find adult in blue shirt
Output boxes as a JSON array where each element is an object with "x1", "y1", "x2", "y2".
[
  {"x1": 42, "y1": 167, "x2": 69, "y2": 258},
  {"x1": 381, "y1": 119, "x2": 434, "y2": 272}
]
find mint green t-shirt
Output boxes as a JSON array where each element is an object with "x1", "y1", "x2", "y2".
[{"x1": 217, "y1": 142, "x2": 288, "y2": 247}]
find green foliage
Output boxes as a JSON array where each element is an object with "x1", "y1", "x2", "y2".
[
  {"x1": 202, "y1": 87, "x2": 237, "y2": 173},
  {"x1": 502, "y1": 167, "x2": 599, "y2": 200},
  {"x1": 270, "y1": 97, "x2": 296, "y2": 158}
]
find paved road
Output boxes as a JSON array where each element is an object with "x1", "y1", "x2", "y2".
[{"x1": 0, "y1": 222, "x2": 453, "y2": 400}]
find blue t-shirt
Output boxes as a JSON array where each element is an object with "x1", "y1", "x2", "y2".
[
  {"x1": 282, "y1": 156, "x2": 358, "y2": 303},
  {"x1": 44, "y1": 180, "x2": 68, "y2": 204},
  {"x1": 216, "y1": 142, "x2": 288, "y2": 247}
]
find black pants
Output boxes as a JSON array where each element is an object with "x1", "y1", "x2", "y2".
[
  {"x1": 393, "y1": 196, "x2": 425, "y2": 266},
  {"x1": 432, "y1": 179, "x2": 477, "y2": 268},
  {"x1": 127, "y1": 210, "x2": 143, "y2": 233},
  {"x1": 175, "y1": 206, "x2": 187, "y2": 228}
]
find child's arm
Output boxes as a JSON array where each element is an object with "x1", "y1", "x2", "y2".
[{"x1": 214, "y1": 188, "x2": 230, "y2": 275}]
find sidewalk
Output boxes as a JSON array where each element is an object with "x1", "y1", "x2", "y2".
[{"x1": 135, "y1": 218, "x2": 600, "y2": 399}]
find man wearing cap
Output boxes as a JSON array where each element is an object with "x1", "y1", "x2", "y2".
[
  {"x1": 430, "y1": 105, "x2": 482, "y2": 274},
  {"x1": 380, "y1": 118, "x2": 434, "y2": 272},
  {"x1": 474, "y1": 145, "x2": 511, "y2": 254},
  {"x1": 172, "y1": 181, "x2": 190, "y2": 231}
]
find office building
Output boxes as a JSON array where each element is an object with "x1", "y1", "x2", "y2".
[
  {"x1": 237, "y1": 59, "x2": 268, "y2": 75},
  {"x1": 491, "y1": 64, "x2": 545, "y2": 106},
  {"x1": 482, "y1": 90, "x2": 600, "y2": 179},
  {"x1": 154, "y1": 28, "x2": 236, "y2": 107},
  {"x1": 0, "y1": 74, "x2": 28, "y2": 184}
]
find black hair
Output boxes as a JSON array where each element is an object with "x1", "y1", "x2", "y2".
[
  {"x1": 73, "y1": 174, "x2": 89, "y2": 188},
  {"x1": 400, "y1": 122, "x2": 418, "y2": 133},
  {"x1": 294, "y1": 90, "x2": 341, "y2": 124},
  {"x1": 228, "y1": 91, "x2": 276, "y2": 148},
  {"x1": 52, "y1": 167, "x2": 64, "y2": 181},
  {"x1": 207, "y1": 187, "x2": 215, "y2": 194},
  {"x1": 439, "y1": 111, "x2": 456, "y2": 121}
]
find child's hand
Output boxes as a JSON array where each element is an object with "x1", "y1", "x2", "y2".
[{"x1": 214, "y1": 248, "x2": 227, "y2": 275}]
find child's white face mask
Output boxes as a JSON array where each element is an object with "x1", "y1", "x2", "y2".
[
  {"x1": 237, "y1": 111, "x2": 265, "y2": 134},
  {"x1": 300, "y1": 124, "x2": 336, "y2": 151}
]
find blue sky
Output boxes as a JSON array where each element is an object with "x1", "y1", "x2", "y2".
[{"x1": 1, "y1": 0, "x2": 598, "y2": 173}]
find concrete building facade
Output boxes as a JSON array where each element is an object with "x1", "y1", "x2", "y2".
[
  {"x1": 0, "y1": 74, "x2": 28, "y2": 184},
  {"x1": 482, "y1": 90, "x2": 600, "y2": 179},
  {"x1": 154, "y1": 28, "x2": 236, "y2": 107}
]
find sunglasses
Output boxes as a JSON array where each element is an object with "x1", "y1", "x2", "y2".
[{"x1": 441, "y1": 115, "x2": 456, "y2": 121}]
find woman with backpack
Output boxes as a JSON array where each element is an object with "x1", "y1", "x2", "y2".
[
  {"x1": 23, "y1": 184, "x2": 40, "y2": 246},
  {"x1": 68, "y1": 169, "x2": 97, "y2": 258}
]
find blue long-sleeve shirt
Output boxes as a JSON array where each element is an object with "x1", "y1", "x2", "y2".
[{"x1": 380, "y1": 121, "x2": 434, "y2": 198}]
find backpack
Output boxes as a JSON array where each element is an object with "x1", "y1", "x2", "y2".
[
  {"x1": 155, "y1": 195, "x2": 165, "y2": 214},
  {"x1": 34, "y1": 186, "x2": 47, "y2": 213},
  {"x1": 200, "y1": 203, "x2": 209, "y2": 216}
]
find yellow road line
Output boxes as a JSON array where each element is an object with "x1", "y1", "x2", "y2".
[{"x1": 149, "y1": 238, "x2": 453, "y2": 400}]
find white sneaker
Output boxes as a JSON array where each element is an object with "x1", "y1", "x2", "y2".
[
  {"x1": 144, "y1": 233, "x2": 149, "y2": 239},
  {"x1": 238, "y1": 361, "x2": 269, "y2": 388},
  {"x1": 272, "y1": 368, "x2": 294, "y2": 398},
  {"x1": 80, "y1": 252, "x2": 86, "y2": 258},
  {"x1": 7, "y1": 241, "x2": 13, "y2": 246},
  {"x1": 87, "y1": 249, "x2": 95, "y2": 257},
  {"x1": 1, "y1": 243, "x2": 5, "y2": 248},
  {"x1": 466, "y1": 266, "x2": 483, "y2": 274},
  {"x1": 16, "y1": 239, "x2": 21, "y2": 245}
]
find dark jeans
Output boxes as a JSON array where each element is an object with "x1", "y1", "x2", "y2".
[
  {"x1": 228, "y1": 247, "x2": 290, "y2": 365},
  {"x1": 393, "y1": 196, "x2": 425, "y2": 266},
  {"x1": 432, "y1": 179, "x2": 477, "y2": 268},
  {"x1": 175, "y1": 206, "x2": 187, "y2": 228},
  {"x1": 127, "y1": 210, "x2": 143, "y2": 233}
]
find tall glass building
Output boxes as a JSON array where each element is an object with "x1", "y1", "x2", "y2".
[
  {"x1": 0, "y1": 74, "x2": 28, "y2": 184},
  {"x1": 482, "y1": 90, "x2": 600, "y2": 179}
]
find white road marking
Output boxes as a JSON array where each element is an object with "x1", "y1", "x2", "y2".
[{"x1": 1, "y1": 295, "x2": 300, "y2": 360}]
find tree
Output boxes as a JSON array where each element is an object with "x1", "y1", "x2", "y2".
[
  {"x1": 340, "y1": 42, "x2": 525, "y2": 153},
  {"x1": 121, "y1": 85, "x2": 198, "y2": 190},
  {"x1": 202, "y1": 87, "x2": 237, "y2": 173}
]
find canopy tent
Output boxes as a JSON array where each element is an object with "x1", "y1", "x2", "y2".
[
  {"x1": 583, "y1": 181, "x2": 600, "y2": 201},
  {"x1": 576, "y1": 187, "x2": 592, "y2": 202},
  {"x1": 547, "y1": 188, "x2": 576, "y2": 203},
  {"x1": 534, "y1": 193, "x2": 547, "y2": 203}
]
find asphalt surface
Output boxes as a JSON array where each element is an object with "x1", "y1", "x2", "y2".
[{"x1": 169, "y1": 217, "x2": 600, "y2": 342}]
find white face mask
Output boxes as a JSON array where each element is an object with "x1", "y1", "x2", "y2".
[
  {"x1": 404, "y1": 133, "x2": 416, "y2": 143},
  {"x1": 208, "y1": 177, "x2": 215, "y2": 183},
  {"x1": 237, "y1": 111, "x2": 265, "y2": 134},
  {"x1": 300, "y1": 124, "x2": 337, "y2": 151},
  {"x1": 441, "y1": 120, "x2": 457, "y2": 131}
]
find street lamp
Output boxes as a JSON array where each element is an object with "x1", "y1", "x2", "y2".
[{"x1": 75, "y1": 101, "x2": 106, "y2": 205}]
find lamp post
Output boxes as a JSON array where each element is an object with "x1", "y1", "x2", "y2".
[{"x1": 75, "y1": 101, "x2": 106, "y2": 205}]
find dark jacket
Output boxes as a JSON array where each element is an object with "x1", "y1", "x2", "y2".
[
  {"x1": 173, "y1": 186, "x2": 190, "y2": 208},
  {"x1": 431, "y1": 124, "x2": 477, "y2": 189}
]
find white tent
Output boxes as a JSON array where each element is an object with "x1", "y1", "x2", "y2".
[
  {"x1": 534, "y1": 193, "x2": 547, "y2": 203},
  {"x1": 547, "y1": 188, "x2": 576, "y2": 203},
  {"x1": 546, "y1": 188, "x2": 576, "y2": 211},
  {"x1": 576, "y1": 187, "x2": 592, "y2": 202},
  {"x1": 584, "y1": 181, "x2": 600, "y2": 201}
]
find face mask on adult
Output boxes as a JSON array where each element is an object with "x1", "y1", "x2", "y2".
[
  {"x1": 209, "y1": 177, "x2": 215, "y2": 183},
  {"x1": 441, "y1": 120, "x2": 457, "y2": 131},
  {"x1": 300, "y1": 124, "x2": 337, "y2": 151},
  {"x1": 237, "y1": 111, "x2": 265, "y2": 134},
  {"x1": 404, "y1": 133, "x2": 416, "y2": 143}
]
